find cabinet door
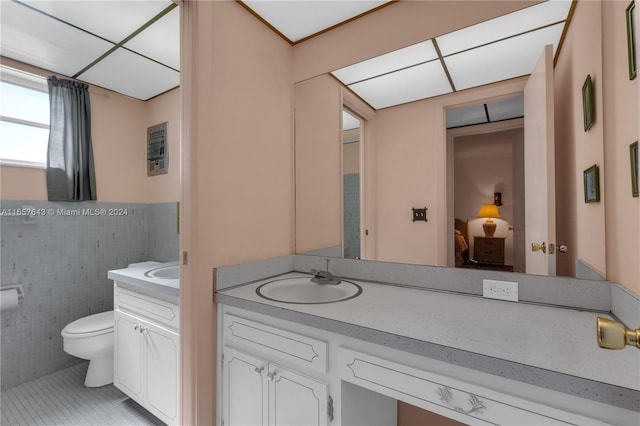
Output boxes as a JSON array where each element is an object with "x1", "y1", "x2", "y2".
[
  {"x1": 144, "y1": 321, "x2": 179, "y2": 425},
  {"x1": 114, "y1": 311, "x2": 143, "y2": 399},
  {"x1": 223, "y1": 347, "x2": 268, "y2": 426},
  {"x1": 268, "y1": 363, "x2": 328, "y2": 426}
]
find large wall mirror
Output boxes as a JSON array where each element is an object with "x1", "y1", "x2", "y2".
[{"x1": 294, "y1": 0, "x2": 607, "y2": 281}]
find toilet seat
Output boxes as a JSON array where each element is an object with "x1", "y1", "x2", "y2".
[{"x1": 62, "y1": 311, "x2": 114, "y2": 338}]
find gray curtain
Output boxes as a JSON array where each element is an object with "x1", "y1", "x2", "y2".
[{"x1": 46, "y1": 76, "x2": 97, "y2": 201}]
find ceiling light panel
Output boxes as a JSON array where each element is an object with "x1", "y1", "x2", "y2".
[
  {"x1": 243, "y1": 0, "x2": 390, "y2": 42},
  {"x1": 446, "y1": 104, "x2": 487, "y2": 128},
  {"x1": 21, "y1": 0, "x2": 172, "y2": 43},
  {"x1": 343, "y1": 111, "x2": 360, "y2": 131},
  {"x1": 487, "y1": 96, "x2": 524, "y2": 121},
  {"x1": 436, "y1": 0, "x2": 571, "y2": 56},
  {"x1": 0, "y1": 1, "x2": 114, "y2": 77},
  {"x1": 348, "y1": 61, "x2": 452, "y2": 110},
  {"x1": 445, "y1": 23, "x2": 564, "y2": 91},
  {"x1": 332, "y1": 40, "x2": 437, "y2": 85},
  {"x1": 124, "y1": 7, "x2": 180, "y2": 70},
  {"x1": 77, "y1": 48, "x2": 179, "y2": 100}
]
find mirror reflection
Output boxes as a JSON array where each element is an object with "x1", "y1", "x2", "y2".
[{"x1": 294, "y1": 1, "x2": 606, "y2": 280}]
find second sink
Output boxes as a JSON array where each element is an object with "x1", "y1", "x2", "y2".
[{"x1": 256, "y1": 277, "x2": 362, "y2": 304}]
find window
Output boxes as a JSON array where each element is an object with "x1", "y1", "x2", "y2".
[{"x1": 0, "y1": 66, "x2": 49, "y2": 167}]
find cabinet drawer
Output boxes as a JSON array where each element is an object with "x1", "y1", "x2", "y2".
[
  {"x1": 115, "y1": 286, "x2": 179, "y2": 331},
  {"x1": 223, "y1": 314, "x2": 328, "y2": 374},
  {"x1": 338, "y1": 347, "x2": 605, "y2": 426}
]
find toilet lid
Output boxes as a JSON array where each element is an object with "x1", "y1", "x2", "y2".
[{"x1": 62, "y1": 311, "x2": 114, "y2": 335}]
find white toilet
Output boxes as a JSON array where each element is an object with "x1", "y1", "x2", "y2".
[{"x1": 61, "y1": 310, "x2": 114, "y2": 387}]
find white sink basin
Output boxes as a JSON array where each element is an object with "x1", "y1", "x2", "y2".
[
  {"x1": 256, "y1": 277, "x2": 362, "y2": 304},
  {"x1": 145, "y1": 264, "x2": 179, "y2": 280}
]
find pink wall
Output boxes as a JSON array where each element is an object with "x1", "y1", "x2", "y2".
[
  {"x1": 180, "y1": 2, "x2": 293, "y2": 424},
  {"x1": 0, "y1": 58, "x2": 180, "y2": 203},
  {"x1": 295, "y1": 74, "x2": 342, "y2": 253},
  {"x1": 554, "y1": 1, "x2": 607, "y2": 277},
  {"x1": 602, "y1": 0, "x2": 639, "y2": 294}
]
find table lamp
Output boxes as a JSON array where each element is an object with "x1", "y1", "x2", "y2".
[{"x1": 477, "y1": 204, "x2": 500, "y2": 237}]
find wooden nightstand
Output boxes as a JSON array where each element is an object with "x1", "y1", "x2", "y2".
[{"x1": 473, "y1": 236, "x2": 505, "y2": 265}]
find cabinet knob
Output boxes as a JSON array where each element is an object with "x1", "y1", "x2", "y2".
[
  {"x1": 267, "y1": 371, "x2": 277, "y2": 382},
  {"x1": 254, "y1": 366, "x2": 264, "y2": 376},
  {"x1": 134, "y1": 324, "x2": 139, "y2": 331}
]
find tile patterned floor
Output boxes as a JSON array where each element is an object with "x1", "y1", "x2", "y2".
[{"x1": 1, "y1": 362, "x2": 164, "y2": 426}]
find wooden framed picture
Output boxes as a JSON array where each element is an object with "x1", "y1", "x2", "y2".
[
  {"x1": 582, "y1": 75, "x2": 595, "y2": 131},
  {"x1": 583, "y1": 164, "x2": 600, "y2": 203},
  {"x1": 627, "y1": 1, "x2": 637, "y2": 80},
  {"x1": 631, "y1": 141, "x2": 639, "y2": 197}
]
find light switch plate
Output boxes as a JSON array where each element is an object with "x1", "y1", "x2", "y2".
[{"x1": 483, "y1": 279, "x2": 519, "y2": 302}]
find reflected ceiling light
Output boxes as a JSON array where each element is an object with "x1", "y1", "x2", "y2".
[
  {"x1": 436, "y1": 0, "x2": 572, "y2": 56},
  {"x1": 445, "y1": 23, "x2": 564, "y2": 91},
  {"x1": 242, "y1": 0, "x2": 390, "y2": 42},
  {"x1": 446, "y1": 104, "x2": 487, "y2": 128},
  {"x1": 348, "y1": 60, "x2": 451, "y2": 109},
  {"x1": 343, "y1": 111, "x2": 360, "y2": 131},
  {"x1": 332, "y1": 40, "x2": 438, "y2": 85},
  {"x1": 487, "y1": 97, "x2": 524, "y2": 122}
]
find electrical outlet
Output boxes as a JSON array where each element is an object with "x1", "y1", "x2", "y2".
[{"x1": 483, "y1": 279, "x2": 519, "y2": 301}]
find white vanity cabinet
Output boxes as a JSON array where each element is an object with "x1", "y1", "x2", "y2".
[
  {"x1": 114, "y1": 285, "x2": 179, "y2": 425},
  {"x1": 221, "y1": 314, "x2": 331, "y2": 426},
  {"x1": 222, "y1": 346, "x2": 329, "y2": 426}
]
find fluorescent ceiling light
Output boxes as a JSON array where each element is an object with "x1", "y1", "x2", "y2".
[
  {"x1": 125, "y1": 7, "x2": 180, "y2": 70},
  {"x1": 487, "y1": 97, "x2": 524, "y2": 121},
  {"x1": 0, "y1": 1, "x2": 114, "y2": 77},
  {"x1": 332, "y1": 40, "x2": 437, "y2": 85},
  {"x1": 348, "y1": 60, "x2": 452, "y2": 109},
  {"x1": 242, "y1": 0, "x2": 390, "y2": 42},
  {"x1": 343, "y1": 111, "x2": 360, "y2": 131},
  {"x1": 437, "y1": 0, "x2": 572, "y2": 56},
  {"x1": 78, "y1": 48, "x2": 179, "y2": 100},
  {"x1": 446, "y1": 104, "x2": 487, "y2": 128},
  {"x1": 21, "y1": 0, "x2": 171, "y2": 43},
  {"x1": 445, "y1": 23, "x2": 564, "y2": 91}
]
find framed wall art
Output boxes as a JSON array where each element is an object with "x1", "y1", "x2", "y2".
[
  {"x1": 582, "y1": 75, "x2": 595, "y2": 131},
  {"x1": 627, "y1": 1, "x2": 637, "y2": 80},
  {"x1": 583, "y1": 164, "x2": 600, "y2": 203},
  {"x1": 631, "y1": 141, "x2": 638, "y2": 197}
]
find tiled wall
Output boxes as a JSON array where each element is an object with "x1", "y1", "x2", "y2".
[
  {"x1": 343, "y1": 173, "x2": 360, "y2": 259},
  {"x1": 0, "y1": 200, "x2": 179, "y2": 389}
]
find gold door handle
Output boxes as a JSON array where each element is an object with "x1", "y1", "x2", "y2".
[
  {"x1": 596, "y1": 318, "x2": 640, "y2": 350},
  {"x1": 531, "y1": 242, "x2": 546, "y2": 253}
]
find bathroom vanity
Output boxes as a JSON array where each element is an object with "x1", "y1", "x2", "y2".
[
  {"x1": 215, "y1": 256, "x2": 640, "y2": 426},
  {"x1": 108, "y1": 262, "x2": 180, "y2": 426}
]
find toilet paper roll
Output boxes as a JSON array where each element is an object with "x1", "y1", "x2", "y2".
[{"x1": 1, "y1": 288, "x2": 20, "y2": 311}]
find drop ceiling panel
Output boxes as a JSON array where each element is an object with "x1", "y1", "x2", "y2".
[
  {"x1": 446, "y1": 104, "x2": 487, "y2": 128},
  {"x1": 436, "y1": 0, "x2": 572, "y2": 56},
  {"x1": 332, "y1": 40, "x2": 438, "y2": 85},
  {"x1": 348, "y1": 60, "x2": 452, "y2": 110},
  {"x1": 0, "y1": 1, "x2": 115, "y2": 77},
  {"x1": 445, "y1": 23, "x2": 564, "y2": 91},
  {"x1": 21, "y1": 0, "x2": 172, "y2": 43},
  {"x1": 487, "y1": 97, "x2": 524, "y2": 121},
  {"x1": 242, "y1": 0, "x2": 390, "y2": 42},
  {"x1": 77, "y1": 48, "x2": 179, "y2": 100},
  {"x1": 124, "y1": 7, "x2": 180, "y2": 70}
]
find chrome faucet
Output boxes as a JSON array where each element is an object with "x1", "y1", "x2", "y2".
[{"x1": 310, "y1": 259, "x2": 341, "y2": 285}]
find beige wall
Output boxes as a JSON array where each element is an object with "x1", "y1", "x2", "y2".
[
  {"x1": 180, "y1": 1, "x2": 293, "y2": 424},
  {"x1": 602, "y1": 0, "x2": 639, "y2": 294},
  {"x1": 343, "y1": 140, "x2": 360, "y2": 175},
  {"x1": 0, "y1": 57, "x2": 180, "y2": 203}
]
